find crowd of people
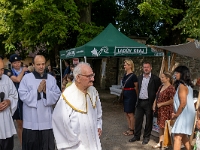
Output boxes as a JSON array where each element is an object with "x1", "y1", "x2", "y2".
[
  {"x1": 121, "y1": 59, "x2": 196, "y2": 150},
  {"x1": 0, "y1": 54, "x2": 198, "y2": 150},
  {"x1": 0, "y1": 54, "x2": 102, "y2": 150}
]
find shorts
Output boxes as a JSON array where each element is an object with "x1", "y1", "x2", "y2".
[{"x1": 12, "y1": 99, "x2": 23, "y2": 120}]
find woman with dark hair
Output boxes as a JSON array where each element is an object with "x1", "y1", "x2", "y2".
[
  {"x1": 152, "y1": 72, "x2": 176, "y2": 148},
  {"x1": 171, "y1": 66, "x2": 195, "y2": 150}
]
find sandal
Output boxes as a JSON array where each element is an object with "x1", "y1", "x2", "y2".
[
  {"x1": 152, "y1": 142, "x2": 161, "y2": 149},
  {"x1": 123, "y1": 129, "x2": 134, "y2": 136},
  {"x1": 123, "y1": 129, "x2": 130, "y2": 135}
]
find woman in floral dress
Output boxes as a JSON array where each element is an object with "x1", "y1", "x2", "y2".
[{"x1": 152, "y1": 72, "x2": 176, "y2": 148}]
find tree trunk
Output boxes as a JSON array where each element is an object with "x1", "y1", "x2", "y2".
[
  {"x1": 80, "y1": 3, "x2": 91, "y2": 23},
  {"x1": 49, "y1": 46, "x2": 58, "y2": 67}
]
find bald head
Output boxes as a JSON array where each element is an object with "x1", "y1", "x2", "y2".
[
  {"x1": 33, "y1": 55, "x2": 46, "y2": 75},
  {"x1": 0, "y1": 59, "x2": 4, "y2": 78},
  {"x1": 33, "y1": 55, "x2": 46, "y2": 64}
]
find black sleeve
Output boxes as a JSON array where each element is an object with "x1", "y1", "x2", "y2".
[
  {"x1": 132, "y1": 74, "x2": 138, "y2": 83},
  {"x1": 154, "y1": 75, "x2": 162, "y2": 91},
  {"x1": 9, "y1": 69, "x2": 14, "y2": 78}
]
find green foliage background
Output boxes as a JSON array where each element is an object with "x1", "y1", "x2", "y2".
[{"x1": 0, "y1": 0, "x2": 200, "y2": 63}]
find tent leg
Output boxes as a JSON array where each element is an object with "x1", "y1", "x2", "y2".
[
  {"x1": 168, "y1": 55, "x2": 171, "y2": 71},
  {"x1": 84, "y1": 56, "x2": 87, "y2": 62},
  {"x1": 60, "y1": 59, "x2": 62, "y2": 88}
]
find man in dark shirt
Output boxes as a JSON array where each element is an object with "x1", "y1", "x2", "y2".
[{"x1": 63, "y1": 60, "x2": 71, "y2": 77}]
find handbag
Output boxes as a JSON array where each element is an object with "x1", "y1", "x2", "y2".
[
  {"x1": 118, "y1": 74, "x2": 133, "y2": 103},
  {"x1": 153, "y1": 85, "x2": 163, "y2": 117},
  {"x1": 118, "y1": 89, "x2": 124, "y2": 103}
]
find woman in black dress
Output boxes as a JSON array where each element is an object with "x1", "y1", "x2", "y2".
[{"x1": 122, "y1": 59, "x2": 138, "y2": 136}]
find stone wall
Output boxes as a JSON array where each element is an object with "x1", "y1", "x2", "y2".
[
  {"x1": 104, "y1": 57, "x2": 163, "y2": 89},
  {"x1": 174, "y1": 55, "x2": 200, "y2": 79},
  {"x1": 104, "y1": 58, "x2": 118, "y2": 88},
  {"x1": 104, "y1": 55, "x2": 200, "y2": 89},
  {"x1": 118, "y1": 57, "x2": 162, "y2": 78}
]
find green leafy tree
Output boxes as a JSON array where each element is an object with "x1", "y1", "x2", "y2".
[
  {"x1": 116, "y1": 0, "x2": 156, "y2": 37},
  {"x1": 138, "y1": 0, "x2": 183, "y2": 24},
  {"x1": 75, "y1": 0, "x2": 119, "y2": 47},
  {"x1": 0, "y1": 0, "x2": 80, "y2": 65},
  {"x1": 175, "y1": 0, "x2": 200, "y2": 38},
  {"x1": 137, "y1": 0, "x2": 199, "y2": 44},
  {"x1": 76, "y1": 23, "x2": 103, "y2": 47},
  {"x1": 116, "y1": 0, "x2": 190, "y2": 45},
  {"x1": 0, "y1": 0, "x2": 119, "y2": 65}
]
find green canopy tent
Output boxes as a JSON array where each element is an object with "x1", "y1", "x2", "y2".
[
  {"x1": 59, "y1": 23, "x2": 163, "y2": 79},
  {"x1": 60, "y1": 23, "x2": 162, "y2": 60}
]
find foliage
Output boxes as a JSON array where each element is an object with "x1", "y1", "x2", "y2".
[
  {"x1": 116, "y1": 0, "x2": 156, "y2": 37},
  {"x1": 138, "y1": 0, "x2": 183, "y2": 24},
  {"x1": 137, "y1": 0, "x2": 200, "y2": 44},
  {"x1": 0, "y1": 0, "x2": 115, "y2": 60},
  {"x1": 75, "y1": 0, "x2": 98, "y2": 6},
  {"x1": 76, "y1": 22, "x2": 103, "y2": 47},
  {"x1": 0, "y1": 0, "x2": 80, "y2": 54},
  {"x1": 117, "y1": 0, "x2": 187, "y2": 45},
  {"x1": 175, "y1": 0, "x2": 200, "y2": 38}
]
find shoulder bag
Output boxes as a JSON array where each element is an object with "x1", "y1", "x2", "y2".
[{"x1": 118, "y1": 74, "x2": 133, "y2": 103}]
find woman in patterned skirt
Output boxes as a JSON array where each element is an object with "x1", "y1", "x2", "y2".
[{"x1": 152, "y1": 72, "x2": 176, "y2": 148}]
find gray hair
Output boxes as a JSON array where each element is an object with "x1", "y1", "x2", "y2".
[{"x1": 73, "y1": 62, "x2": 91, "y2": 80}]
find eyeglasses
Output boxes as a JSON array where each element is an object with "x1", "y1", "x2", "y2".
[{"x1": 79, "y1": 73, "x2": 95, "y2": 79}]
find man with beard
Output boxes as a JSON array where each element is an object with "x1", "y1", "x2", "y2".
[{"x1": 129, "y1": 62, "x2": 161, "y2": 145}]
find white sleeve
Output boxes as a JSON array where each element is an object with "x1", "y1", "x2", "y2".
[
  {"x1": 18, "y1": 76, "x2": 38, "y2": 108},
  {"x1": 96, "y1": 92, "x2": 102, "y2": 129},
  {"x1": 7, "y1": 78, "x2": 18, "y2": 115},
  {"x1": 52, "y1": 96, "x2": 80, "y2": 150},
  {"x1": 43, "y1": 76, "x2": 61, "y2": 106}
]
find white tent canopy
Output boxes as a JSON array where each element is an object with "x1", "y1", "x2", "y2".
[{"x1": 153, "y1": 40, "x2": 200, "y2": 59}]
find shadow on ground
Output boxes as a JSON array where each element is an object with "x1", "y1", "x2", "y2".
[
  {"x1": 14, "y1": 89, "x2": 175, "y2": 150},
  {"x1": 99, "y1": 89, "x2": 166, "y2": 150}
]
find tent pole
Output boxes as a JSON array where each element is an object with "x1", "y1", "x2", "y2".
[
  {"x1": 84, "y1": 56, "x2": 87, "y2": 62},
  {"x1": 60, "y1": 59, "x2": 62, "y2": 89},
  {"x1": 168, "y1": 55, "x2": 171, "y2": 71}
]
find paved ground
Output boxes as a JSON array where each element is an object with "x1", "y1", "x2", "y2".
[
  {"x1": 99, "y1": 89, "x2": 161, "y2": 150},
  {"x1": 13, "y1": 89, "x2": 174, "y2": 150}
]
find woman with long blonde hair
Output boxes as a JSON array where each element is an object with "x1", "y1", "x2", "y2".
[{"x1": 122, "y1": 59, "x2": 138, "y2": 136}]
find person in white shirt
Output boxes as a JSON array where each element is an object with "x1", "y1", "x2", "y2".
[
  {"x1": 0, "y1": 59, "x2": 18, "y2": 150},
  {"x1": 18, "y1": 55, "x2": 61, "y2": 150},
  {"x1": 52, "y1": 62, "x2": 102, "y2": 150}
]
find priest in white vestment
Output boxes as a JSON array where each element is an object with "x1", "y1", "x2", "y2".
[
  {"x1": 18, "y1": 55, "x2": 61, "y2": 150},
  {"x1": 0, "y1": 59, "x2": 18, "y2": 150},
  {"x1": 52, "y1": 62, "x2": 102, "y2": 150}
]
